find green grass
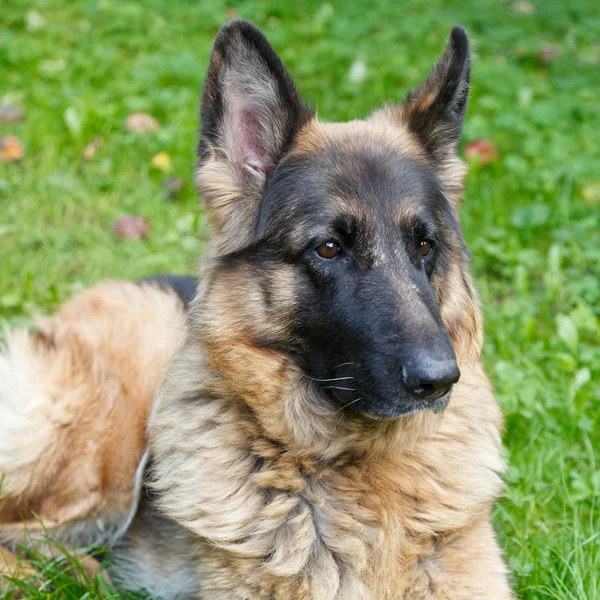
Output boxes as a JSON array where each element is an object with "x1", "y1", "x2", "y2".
[
  {"x1": 1, "y1": 0, "x2": 599, "y2": 598},
  {"x1": 2, "y1": 538, "x2": 120, "y2": 600}
]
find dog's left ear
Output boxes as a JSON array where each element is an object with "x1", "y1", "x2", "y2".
[{"x1": 398, "y1": 27, "x2": 470, "y2": 163}]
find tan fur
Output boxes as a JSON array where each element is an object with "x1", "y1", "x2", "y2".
[
  {"x1": 144, "y1": 110, "x2": 514, "y2": 598},
  {"x1": 195, "y1": 156, "x2": 264, "y2": 253},
  {"x1": 149, "y1": 342, "x2": 511, "y2": 599},
  {"x1": 294, "y1": 113, "x2": 426, "y2": 162},
  {"x1": 0, "y1": 281, "x2": 187, "y2": 549}
]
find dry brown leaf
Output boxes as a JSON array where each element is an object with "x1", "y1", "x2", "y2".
[
  {"x1": 537, "y1": 45, "x2": 561, "y2": 66},
  {"x1": 0, "y1": 104, "x2": 25, "y2": 124},
  {"x1": 112, "y1": 214, "x2": 151, "y2": 239},
  {"x1": 582, "y1": 182, "x2": 600, "y2": 205},
  {"x1": 513, "y1": 1, "x2": 536, "y2": 14},
  {"x1": 124, "y1": 113, "x2": 159, "y2": 134},
  {"x1": 0, "y1": 135, "x2": 25, "y2": 162},
  {"x1": 83, "y1": 135, "x2": 104, "y2": 160},
  {"x1": 164, "y1": 176, "x2": 186, "y2": 201},
  {"x1": 464, "y1": 139, "x2": 498, "y2": 166}
]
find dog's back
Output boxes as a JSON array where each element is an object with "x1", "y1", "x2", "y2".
[{"x1": 0, "y1": 277, "x2": 193, "y2": 550}]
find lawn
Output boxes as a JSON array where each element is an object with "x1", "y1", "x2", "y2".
[{"x1": 1, "y1": 0, "x2": 599, "y2": 598}]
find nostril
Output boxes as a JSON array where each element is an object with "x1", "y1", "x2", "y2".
[
  {"x1": 413, "y1": 383, "x2": 437, "y2": 398},
  {"x1": 402, "y1": 356, "x2": 460, "y2": 401},
  {"x1": 412, "y1": 382, "x2": 453, "y2": 400}
]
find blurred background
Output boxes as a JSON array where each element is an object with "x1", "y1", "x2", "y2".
[{"x1": 1, "y1": 1, "x2": 599, "y2": 598}]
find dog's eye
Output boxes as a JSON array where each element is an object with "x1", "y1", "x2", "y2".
[
  {"x1": 316, "y1": 241, "x2": 342, "y2": 259},
  {"x1": 420, "y1": 240, "x2": 434, "y2": 258}
]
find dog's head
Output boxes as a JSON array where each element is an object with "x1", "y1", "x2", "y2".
[{"x1": 194, "y1": 20, "x2": 482, "y2": 443}]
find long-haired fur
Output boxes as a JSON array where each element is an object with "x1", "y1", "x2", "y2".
[
  {"x1": 111, "y1": 20, "x2": 514, "y2": 600},
  {"x1": 0, "y1": 281, "x2": 187, "y2": 550}
]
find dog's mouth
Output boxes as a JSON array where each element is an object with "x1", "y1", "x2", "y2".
[
  {"x1": 361, "y1": 393, "x2": 452, "y2": 420},
  {"x1": 309, "y1": 350, "x2": 459, "y2": 421},
  {"x1": 325, "y1": 384, "x2": 454, "y2": 420}
]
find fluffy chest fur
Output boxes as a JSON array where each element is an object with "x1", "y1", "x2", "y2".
[{"x1": 149, "y1": 340, "x2": 505, "y2": 600}]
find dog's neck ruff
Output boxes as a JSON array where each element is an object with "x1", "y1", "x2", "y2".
[{"x1": 148, "y1": 337, "x2": 506, "y2": 599}]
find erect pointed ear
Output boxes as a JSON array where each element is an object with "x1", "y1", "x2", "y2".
[
  {"x1": 197, "y1": 20, "x2": 313, "y2": 238},
  {"x1": 399, "y1": 27, "x2": 470, "y2": 163}
]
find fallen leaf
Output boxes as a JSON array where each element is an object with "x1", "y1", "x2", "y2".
[
  {"x1": 38, "y1": 59, "x2": 67, "y2": 74},
  {"x1": 0, "y1": 104, "x2": 25, "y2": 124},
  {"x1": 112, "y1": 214, "x2": 151, "y2": 239},
  {"x1": 578, "y1": 44, "x2": 600, "y2": 65},
  {"x1": 64, "y1": 107, "x2": 83, "y2": 138},
  {"x1": 224, "y1": 8, "x2": 239, "y2": 18},
  {"x1": 582, "y1": 181, "x2": 600, "y2": 205},
  {"x1": 175, "y1": 214, "x2": 195, "y2": 233},
  {"x1": 26, "y1": 9, "x2": 47, "y2": 31},
  {"x1": 537, "y1": 44, "x2": 561, "y2": 66},
  {"x1": 0, "y1": 136, "x2": 25, "y2": 162},
  {"x1": 124, "y1": 113, "x2": 159, "y2": 134},
  {"x1": 573, "y1": 368, "x2": 591, "y2": 391},
  {"x1": 164, "y1": 176, "x2": 186, "y2": 201},
  {"x1": 513, "y1": 1, "x2": 536, "y2": 14},
  {"x1": 151, "y1": 151, "x2": 172, "y2": 171},
  {"x1": 556, "y1": 314, "x2": 578, "y2": 354},
  {"x1": 83, "y1": 136, "x2": 104, "y2": 160},
  {"x1": 348, "y1": 58, "x2": 368, "y2": 84},
  {"x1": 464, "y1": 139, "x2": 498, "y2": 166},
  {"x1": 518, "y1": 87, "x2": 533, "y2": 107}
]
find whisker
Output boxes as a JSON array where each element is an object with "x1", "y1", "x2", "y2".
[
  {"x1": 302, "y1": 375, "x2": 355, "y2": 382},
  {"x1": 336, "y1": 397, "x2": 363, "y2": 413},
  {"x1": 333, "y1": 361, "x2": 355, "y2": 370},
  {"x1": 322, "y1": 386, "x2": 356, "y2": 392}
]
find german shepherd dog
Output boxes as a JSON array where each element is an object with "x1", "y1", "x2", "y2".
[
  {"x1": 0, "y1": 19, "x2": 513, "y2": 600},
  {"x1": 108, "y1": 19, "x2": 513, "y2": 600}
]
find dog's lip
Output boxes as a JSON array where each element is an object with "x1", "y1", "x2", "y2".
[
  {"x1": 365, "y1": 395, "x2": 450, "y2": 420},
  {"x1": 319, "y1": 373, "x2": 454, "y2": 420},
  {"x1": 336, "y1": 390, "x2": 452, "y2": 421}
]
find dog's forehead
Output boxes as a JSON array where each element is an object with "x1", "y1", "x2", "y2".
[{"x1": 263, "y1": 117, "x2": 440, "y2": 229}]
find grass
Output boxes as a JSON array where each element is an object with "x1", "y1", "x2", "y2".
[
  {"x1": 1, "y1": 538, "x2": 122, "y2": 600},
  {"x1": 1, "y1": 0, "x2": 599, "y2": 597}
]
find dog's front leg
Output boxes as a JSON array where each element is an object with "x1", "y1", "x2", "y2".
[
  {"x1": 109, "y1": 496, "x2": 201, "y2": 600},
  {"x1": 406, "y1": 518, "x2": 514, "y2": 600}
]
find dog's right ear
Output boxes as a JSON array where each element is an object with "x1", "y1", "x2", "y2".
[{"x1": 198, "y1": 20, "x2": 313, "y2": 236}]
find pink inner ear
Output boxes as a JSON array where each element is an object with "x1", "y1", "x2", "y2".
[{"x1": 237, "y1": 106, "x2": 272, "y2": 173}]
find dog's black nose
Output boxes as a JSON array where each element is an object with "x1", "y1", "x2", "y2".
[{"x1": 402, "y1": 352, "x2": 460, "y2": 400}]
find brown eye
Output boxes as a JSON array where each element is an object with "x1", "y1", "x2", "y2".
[
  {"x1": 420, "y1": 240, "x2": 433, "y2": 257},
  {"x1": 316, "y1": 241, "x2": 342, "y2": 259}
]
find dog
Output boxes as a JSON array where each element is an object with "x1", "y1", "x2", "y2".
[
  {"x1": 0, "y1": 277, "x2": 193, "y2": 580},
  {"x1": 107, "y1": 19, "x2": 514, "y2": 600}
]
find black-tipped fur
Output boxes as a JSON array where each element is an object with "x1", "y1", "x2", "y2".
[
  {"x1": 140, "y1": 275, "x2": 198, "y2": 307},
  {"x1": 402, "y1": 26, "x2": 470, "y2": 159},
  {"x1": 199, "y1": 19, "x2": 313, "y2": 174}
]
